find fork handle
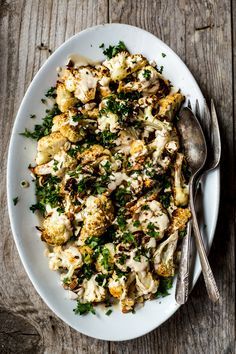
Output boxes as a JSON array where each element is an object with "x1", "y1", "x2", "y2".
[
  {"x1": 189, "y1": 178, "x2": 220, "y2": 302},
  {"x1": 175, "y1": 220, "x2": 192, "y2": 304}
]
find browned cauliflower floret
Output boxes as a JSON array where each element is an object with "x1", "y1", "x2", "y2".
[
  {"x1": 173, "y1": 153, "x2": 189, "y2": 206},
  {"x1": 79, "y1": 195, "x2": 114, "y2": 243},
  {"x1": 168, "y1": 207, "x2": 191, "y2": 233},
  {"x1": 62, "y1": 66, "x2": 98, "y2": 103},
  {"x1": 77, "y1": 144, "x2": 111, "y2": 166},
  {"x1": 52, "y1": 110, "x2": 86, "y2": 143},
  {"x1": 36, "y1": 132, "x2": 67, "y2": 165},
  {"x1": 41, "y1": 211, "x2": 73, "y2": 246},
  {"x1": 56, "y1": 82, "x2": 78, "y2": 112},
  {"x1": 80, "y1": 275, "x2": 106, "y2": 303},
  {"x1": 103, "y1": 52, "x2": 147, "y2": 81},
  {"x1": 158, "y1": 92, "x2": 185, "y2": 121},
  {"x1": 33, "y1": 150, "x2": 77, "y2": 177},
  {"x1": 153, "y1": 231, "x2": 178, "y2": 277}
]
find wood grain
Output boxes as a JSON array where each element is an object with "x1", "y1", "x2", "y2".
[{"x1": 0, "y1": 0, "x2": 235, "y2": 353}]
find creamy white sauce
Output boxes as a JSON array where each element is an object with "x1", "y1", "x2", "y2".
[{"x1": 67, "y1": 54, "x2": 100, "y2": 68}]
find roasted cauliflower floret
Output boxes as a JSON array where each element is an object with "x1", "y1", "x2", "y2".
[
  {"x1": 33, "y1": 150, "x2": 77, "y2": 177},
  {"x1": 62, "y1": 66, "x2": 98, "y2": 103},
  {"x1": 52, "y1": 111, "x2": 86, "y2": 143},
  {"x1": 103, "y1": 52, "x2": 147, "y2": 81},
  {"x1": 48, "y1": 244, "x2": 83, "y2": 279},
  {"x1": 153, "y1": 231, "x2": 178, "y2": 277},
  {"x1": 157, "y1": 92, "x2": 185, "y2": 121},
  {"x1": 173, "y1": 153, "x2": 189, "y2": 206},
  {"x1": 56, "y1": 82, "x2": 78, "y2": 112},
  {"x1": 80, "y1": 275, "x2": 106, "y2": 303},
  {"x1": 118, "y1": 66, "x2": 161, "y2": 94},
  {"x1": 138, "y1": 200, "x2": 170, "y2": 239},
  {"x1": 77, "y1": 144, "x2": 111, "y2": 166},
  {"x1": 36, "y1": 132, "x2": 67, "y2": 165},
  {"x1": 41, "y1": 210, "x2": 73, "y2": 245},
  {"x1": 79, "y1": 195, "x2": 114, "y2": 243},
  {"x1": 136, "y1": 271, "x2": 159, "y2": 297},
  {"x1": 168, "y1": 207, "x2": 191, "y2": 233}
]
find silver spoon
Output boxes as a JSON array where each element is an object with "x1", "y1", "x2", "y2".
[{"x1": 176, "y1": 107, "x2": 220, "y2": 303}]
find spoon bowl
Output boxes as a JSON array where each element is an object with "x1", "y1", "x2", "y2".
[{"x1": 177, "y1": 107, "x2": 207, "y2": 176}]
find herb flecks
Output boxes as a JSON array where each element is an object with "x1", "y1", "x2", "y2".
[
  {"x1": 13, "y1": 197, "x2": 19, "y2": 205},
  {"x1": 103, "y1": 41, "x2": 127, "y2": 59},
  {"x1": 20, "y1": 104, "x2": 61, "y2": 140},
  {"x1": 73, "y1": 301, "x2": 95, "y2": 315}
]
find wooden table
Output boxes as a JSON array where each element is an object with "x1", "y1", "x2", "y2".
[{"x1": 0, "y1": 1, "x2": 235, "y2": 353}]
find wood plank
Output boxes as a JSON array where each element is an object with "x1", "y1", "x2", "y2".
[
  {"x1": 109, "y1": 0, "x2": 235, "y2": 352},
  {"x1": 0, "y1": 1, "x2": 109, "y2": 353}
]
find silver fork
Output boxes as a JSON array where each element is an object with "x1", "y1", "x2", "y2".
[{"x1": 175, "y1": 99, "x2": 221, "y2": 304}]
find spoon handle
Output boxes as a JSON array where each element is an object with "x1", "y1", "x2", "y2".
[
  {"x1": 189, "y1": 179, "x2": 220, "y2": 302},
  {"x1": 175, "y1": 220, "x2": 192, "y2": 304}
]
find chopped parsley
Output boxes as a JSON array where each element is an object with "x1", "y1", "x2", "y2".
[
  {"x1": 161, "y1": 53, "x2": 166, "y2": 57},
  {"x1": 99, "y1": 130, "x2": 117, "y2": 148},
  {"x1": 117, "y1": 214, "x2": 127, "y2": 230},
  {"x1": 101, "y1": 247, "x2": 111, "y2": 270},
  {"x1": 85, "y1": 237, "x2": 102, "y2": 249},
  {"x1": 123, "y1": 231, "x2": 136, "y2": 244},
  {"x1": 147, "y1": 222, "x2": 159, "y2": 238},
  {"x1": 115, "y1": 187, "x2": 131, "y2": 206},
  {"x1": 105, "y1": 309, "x2": 112, "y2": 316},
  {"x1": 143, "y1": 69, "x2": 151, "y2": 80},
  {"x1": 117, "y1": 91, "x2": 141, "y2": 101},
  {"x1": 159, "y1": 192, "x2": 171, "y2": 209},
  {"x1": 99, "y1": 43, "x2": 104, "y2": 48},
  {"x1": 45, "y1": 86, "x2": 57, "y2": 98},
  {"x1": 95, "y1": 273, "x2": 107, "y2": 286},
  {"x1": 30, "y1": 114, "x2": 36, "y2": 119},
  {"x1": 155, "y1": 277, "x2": 173, "y2": 298},
  {"x1": 13, "y1": 197, "x2": 19, "y2": 206},
  {"x1": 30, "y1": 176, "x2": 63, "y2": 214},
  {"x1": 73, "y1": 301, "x2": 95, "y2": 315},
  {"x1": 179, "y1": 229, "x2": 187, "y2": 239},
  {"x1": 103, "y1": 41, "x2": 127, "y2": 59},
  {"x1": 20, "y1": 103, "x2": 61, "y2": 140},
  {"x1": 133, "y1": 220, "x2": 140, "y2": 227}
]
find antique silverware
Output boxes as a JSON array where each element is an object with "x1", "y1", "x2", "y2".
[{"x1": 176, "y1": 106, "x2": 220, "y2": 303}]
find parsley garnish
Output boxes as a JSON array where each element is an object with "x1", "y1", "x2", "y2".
[
  {"x1": 30, "y1": 176, "x2": 63, "y2": 214},
  {"x1": 117, "y1": 214, "x2": 127, "y2": 230},
  {"x1": 95, "y1": 273, "x2": 107, "y2": 286},
  {"x1": 143, "y1": 69, "x2": 151, "y2": 80},
  {"x1": 103, "y1": 41, "x2": 127, "y2": 59},
  {"x1": 13, "y1": 197, "x2": 19, "y2": 205},
  {"x1": 159, "y1": 192, "x2": 171, "y2": 209},
  {"x1": 123, "y1": 231, "x2": 136, "y2": 244},
  {"x1": 73, "y1": 301, "x2": 95, "y2": 315},
  {"x1": 101, "y1": 247, "x2": 111, "y2": 270},
  {"x1": 99, "y1": 43, "x2": 104, "y2": 48},
  {"x1": 105, "y1": 309, "x2": 112, "y2": 316},
  {"x1": 115, "y1": 187, "x2": 131, "y2": 206},
  {"x1": 147, "y1": 222, "x2": 160, "y2": 238},
  {"x1": 154, "y1": 277, "x2": 173, "y2": 298},
  {"x1": 20, "y1": 104, "x2": 61, "y2": 140},
  {"x1": 133, "y1": 220, "x2": 140, "y2": 227},
  {"x1": 161, "y1": 53, "x2": 166, "y2": 57},
  {"x1": 99, "y1": 130, "x2": 117, "y2": 148},
  {"x1": 45, "y1": 86, "x2": 56, "y2": 98}
]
